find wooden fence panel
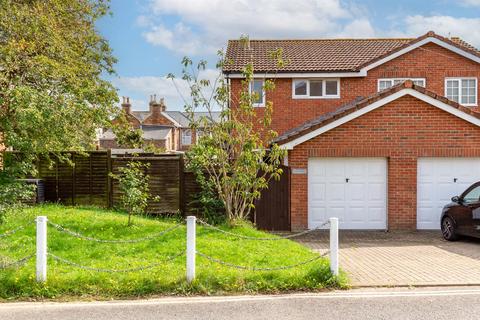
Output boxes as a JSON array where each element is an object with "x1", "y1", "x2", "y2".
[
  {"x1": 34, "y1": 151, "x2": 291, "y2": 230},
  {"x1": 110, "y1": 155, "x2": 182, "y2": 214}
]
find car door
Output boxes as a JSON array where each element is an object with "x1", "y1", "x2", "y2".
[{"x1": 458, "y1": 184, "x2": 480, "y2": 236}]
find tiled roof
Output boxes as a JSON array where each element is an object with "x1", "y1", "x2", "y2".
[
  {"x1": 131, "y1": 111, "x2": 151, "y2": 122},
  {"x1": 274, "y1": 80, "x2": 480, "y2": 145},
  {"x1": 129, "y1": 109, "x2": 221, "y2": 127},
  {"x1": 224, "y1": 31, "x2": 480, "y2": 73},
  {"x1": 100, "y1": 126, "x2": 172, "y2": 141}
]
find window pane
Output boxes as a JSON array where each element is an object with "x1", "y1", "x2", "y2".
[
  {"x1": 310, "y1": 80, "x2": 323, "y2": 96},
  {"x1": 446, "y1": 80, "x2": 459, "y2": 102},
  {"x1": 182, "y1": 129, "x2": 192, "y2": 145},
  {"x1": 461, "y1": 79, "x2": 476, "y2": 105},
  {"x1": 464, "y1": 186, "x2": 480, "y2": 203},
  {"x1": 294, "y1": 80, "x2": 307, "y2": 96},
  {"x1": 325, "y1": 80, "x2": 338, "y2": 95},
  {"x1": 251, "y1": 80, "x2": 264, "y2": 104},
  {"x1": 393, "y1": 79, "x2": 402, "y2": 85},
  {"x1": 413, "y1": 80, "x2": 425, "y2": 87},
  {"x1": 378, "y1": 80, "x2": 392, "y2": 91}
]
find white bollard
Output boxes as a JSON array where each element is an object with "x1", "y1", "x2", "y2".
[
  {"x1": 186, "y1": 216, "x2": 196, "y2": 283},
  {"x1": 329, "y1": 217, "x2": 339, "y2": 276},
  {"x1": 36, "y1": 216, "x2": 48, "y2": 283}
]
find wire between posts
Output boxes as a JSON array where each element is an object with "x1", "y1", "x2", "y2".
[
  {"x1": 48, "y1": 251, "x2": 185, "y2": 273},
  {"x1": 196, "y1": 251, "x2": 329, "y2": 271},
  {"x1": 197, "y1": 219, "x2": 330, "y2": 240},
  {"x1": 47, "y1": 221, "x2": 183, "y2": 243},
  {"x1": 0, "y1": 220, "x2": 35, "y2": 239},
  {"x1": 0, "y1": 254, "x2": 35, "y2": 270}
]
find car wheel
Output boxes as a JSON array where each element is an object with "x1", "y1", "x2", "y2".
[{"x1": 441, "y1": 216, "x2": 458, "y2": 241}]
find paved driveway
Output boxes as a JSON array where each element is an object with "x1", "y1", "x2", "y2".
[{"x1": 296, "y1": 231, "x2": 480, "y2": 287}]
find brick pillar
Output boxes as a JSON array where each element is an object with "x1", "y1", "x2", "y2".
[
  {"x1": 290, "y1": 173, "x2": 308, "y2": 230},
  {"x1": 388, "y1": 156, "x2": 417, "y2": 230}
]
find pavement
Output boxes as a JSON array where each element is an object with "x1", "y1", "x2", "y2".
[
  {"x1": 296, "y1": 231, "x2": 480, "y2": 287},
  {"x1": 2, "y1": 287, "x2": 480, "y2": 320}
]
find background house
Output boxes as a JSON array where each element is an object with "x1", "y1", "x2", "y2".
[{"x1": 99, "y1": 95, "x2": 220, "y2": 153}]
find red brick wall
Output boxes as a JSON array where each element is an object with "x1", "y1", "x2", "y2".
[
  {"x1": 288, "y1": 95, "x2": 480, "y2": 230},
  {"x1": 230, "y1": 43, "x2": 480, "y2": 136}
]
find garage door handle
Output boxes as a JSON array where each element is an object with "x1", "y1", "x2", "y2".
[
  {"x1": 454, "y1": 178, "x2": 457, "y2": 183},
  {"x1": 346, "y1": 178, "x2": 349, "y2": 183}
]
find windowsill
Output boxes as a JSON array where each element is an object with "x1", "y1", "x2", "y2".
[
  {"x1": 292, "y1": 95, "x2": 340, "y2": 100},
  {"x1": 460, "y1": 104, "x2": 478, "y2": 107},
  {"x1": 253, "y1": 104, "x2": 265, "y2": 108}
]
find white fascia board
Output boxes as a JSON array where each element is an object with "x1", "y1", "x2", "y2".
[
  {"x1": 227, "y1": 71, "x2": 366, "y2": 79},
  {"x1": 161, "y1": 112, "x2": 182, "y2": 127},
  {"x1": 280, "y1": 88, "x2": 480, "y2": 150},
  {"x1": 362, "y1": 37, "x2": 480, "y2": 73}
]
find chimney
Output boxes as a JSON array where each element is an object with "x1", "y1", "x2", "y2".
[
  {"x1": 121, "y1": 96, "x2": 131, "y2": 114},
  {"x1": 149, "y1": 94, "x2": 166, "y2": 113}
]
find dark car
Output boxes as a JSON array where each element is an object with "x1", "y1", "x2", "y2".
[{"x1": 441, "y1": 181, "x2": 480, "y2": 241}]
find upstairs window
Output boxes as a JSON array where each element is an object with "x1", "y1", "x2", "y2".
[
  {"x1": 292, "y1": 79, "x2": 340, "y2": 99},
  {"x1": 249, "y1": 79, "x2": 265, "y2": 106},
  {"x1": 378, "y1": 78, "x2": 426, "y2": 91},
  {"x1": 445, "y1": 78, "x2": 477, "y2": 106}
]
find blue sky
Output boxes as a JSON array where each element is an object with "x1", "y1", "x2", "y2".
[{"x1": 97, "y1": 0, "x2": 480, "y2": 111}]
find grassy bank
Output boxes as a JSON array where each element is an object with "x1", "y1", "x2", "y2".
[{"x1": 0, "y1": 204, "x2": 346, "y2": 300}]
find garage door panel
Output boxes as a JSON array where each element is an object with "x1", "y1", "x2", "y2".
[
  {"x1": 327, "y1": 183, "x2": 345, "y2": 201},
  {"x1": 417, "y1": 158, "x2": 480, "y2": 230},
  {"x1": 308, "y1": 158, "x2": 387, "y2": 230},
  {"x1": 309, "y1": 183, "x2": 326, "y2": 201},
  {"x1": 348, "y1": 183, "x2": 366, "y2": 201},
  {"x1": 368, "y1": 183, "x2": 385, "y2": 200}
]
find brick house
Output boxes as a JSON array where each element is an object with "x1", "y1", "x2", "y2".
[
  {"x1": 99, "y1": 95, "x2": 220, "y2": 152},
  {"x1": 224, "y1": 31, "x2": 480, "y2": 231}
]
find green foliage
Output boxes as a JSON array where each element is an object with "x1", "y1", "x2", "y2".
[
  {"x1": 0, "y1": 0, "x2": 118, "y2": 178},
  {"x1": 111, "y1": 112, "x2": 144, "y2": 149},
  {"x1": 189, "y1": 173, "x2": 226, "y2": 225},
  {"x1": 0, "y1": 204, "x2": 345, "y2": 299},
  {"x1": 170, "y1": 41, "x2": 287, "y2": 222},
  {"x1": 110, "y1": 161, "x2": 156, "y2": 225}
]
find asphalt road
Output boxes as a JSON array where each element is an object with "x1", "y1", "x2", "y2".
[{"x1": 3, "y1": 287, "x2": 480, "y2": 320}]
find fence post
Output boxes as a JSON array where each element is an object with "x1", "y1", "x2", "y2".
[
  {"x1": 36, "y1": 216, "x2": 48, "y2": 283},
  {"x1": 329, "y1": 217, "x2": 339, "y2": 276},
  {"x1": 186, "y1": 216, "x2": 196, "y2": 283}
]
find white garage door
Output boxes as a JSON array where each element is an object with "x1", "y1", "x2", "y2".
[
  {"x1": 417, "y1": 158, "x2": 480, "y2": 230},
  {"x1": 308, "y1": 158, "x2": 387, "y2": 230}
]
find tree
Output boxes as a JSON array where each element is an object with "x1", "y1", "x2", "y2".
[
  {"x1": 169, "y1": 38, "x2": 287, "y2": 222},
  {"x1": 0, "y1": 0, "x2": 118, "y2": 168},
  {"x1": 0, "y1": 0, "x2": 118, "y2": 209},
  {"x1": 110, "y1": 161, "x2": 156, "y2": 226}
]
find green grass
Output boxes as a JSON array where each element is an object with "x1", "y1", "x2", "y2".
[{"x1": 0, "y1": 204, "x2": 347, "y2": 300}]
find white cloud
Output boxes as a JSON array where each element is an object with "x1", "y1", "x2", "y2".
[
  {"x1": 460, "y1": 0, "x2": 480, "y2": 6},
  {"x1": 402, "y1": 15, "x2": 480, "y2": 47},
  {"x1": 141, "y1": 0, "x2": 376, "y2": 54},
  {"x1": 113, "y1": 69, "x2": 221, "y2": 111}
]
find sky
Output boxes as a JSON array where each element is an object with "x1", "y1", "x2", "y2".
[{"x1": 97, "y1": 0, "x2": 480, "y2": 111}]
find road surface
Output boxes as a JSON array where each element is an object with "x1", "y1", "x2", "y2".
[{"x1": 2, "y1": 287, "x2": 480, "y2": 320}]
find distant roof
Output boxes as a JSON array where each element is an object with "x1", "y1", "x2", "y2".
[
  {"x1": 127, "y1": 110, "x2": 221, "y2": 128},
  {"x1": 100, "y1": 126, "x2": 171, "y2": 141},
  {"x1": 224, "y1": 31, "x2": 480, "y2": 73},
  {"x1": 131, "y1": 111, "x2": 151, "y2": 122}
]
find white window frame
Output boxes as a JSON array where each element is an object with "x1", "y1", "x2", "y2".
[
  {"x1": 249, "y1": 79, "x2": 265, "y2": 107},
  {"x1": 444, "y1": 77, "x2": 478, "y2": 107},
  {"x1": 377, "y1": 78, "x2": 426, "y2": 92},
  {"x1": 181, "y1": 129, "x2": 192, "y2": 146},
  {"x1": 292, "y1": 79, "x2": 340, "y2": 99}
]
